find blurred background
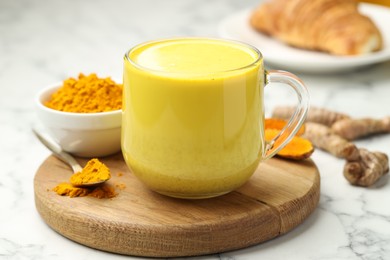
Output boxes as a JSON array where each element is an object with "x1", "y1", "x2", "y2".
[{"x1": 1, "y1": 0, "x2": 390, "y2": 259}]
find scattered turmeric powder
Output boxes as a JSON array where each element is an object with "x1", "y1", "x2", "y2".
[
  {"x1": 115, "y1": 183, "x2": 126, "y2": 190},
  {"x1": 265, "y1": 128, "x2": 314, "y2": 160},
  {"x1": 88, "y1": 184, "x2": 118, "y2": 199},
  {"x1": 53, "y1": 183, "x2": 90, "y2": 198},
  {"x1": 45, "y1": 73, "x2": 122, "y2": 113},
  {"x1": 53, "y1": 183, "x2": 118, "y2": 198},
  {"x1": 70, "y1": 159, "x2": 111, "y2": 186}
]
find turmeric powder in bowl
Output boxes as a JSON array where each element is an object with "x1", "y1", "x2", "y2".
[
  {"x1": 45, "y1": 73, "x2": 122, "y2": 113},
  {"x1": 35, "y1": 73, "x2": 123, "y2": 157}
]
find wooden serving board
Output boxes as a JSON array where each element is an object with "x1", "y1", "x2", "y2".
[{"x1": 34, "y1": 153, "x2": 320, "y2": 257}]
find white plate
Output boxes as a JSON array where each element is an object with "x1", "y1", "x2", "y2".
[{"x1": 218, "y1": 3, "x2": 390, "y2": 73}]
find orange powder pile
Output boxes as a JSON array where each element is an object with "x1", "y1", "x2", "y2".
[
  {"x1": 52, "y1": 159, "x2": 124, "y2": 199},
  {"x1": 53, "y1": 183, "x2": 118, "y2": 199},
  {"x1": 45, "y1": 73, "x2": 122, "y2": 113}
]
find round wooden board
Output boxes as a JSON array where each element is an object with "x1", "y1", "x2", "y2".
[{"x1": 34, "y1": 153, "x2": 320, "y2": 257}]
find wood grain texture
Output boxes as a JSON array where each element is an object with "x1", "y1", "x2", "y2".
[{"x1": 34, "y1": 153, "x2": 320, "y2": 257}]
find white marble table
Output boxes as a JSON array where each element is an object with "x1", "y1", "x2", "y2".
[{"x1": 1, "y1": 0, "x2": 389, "y2": 259}]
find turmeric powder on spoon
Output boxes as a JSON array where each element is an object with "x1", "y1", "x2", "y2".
[
  {"x1": 52, "y1": 158, "x2": 116, "y2": 198},
  {"x1": 70, "y1": 159, "x2": 111, "y2": 187}
]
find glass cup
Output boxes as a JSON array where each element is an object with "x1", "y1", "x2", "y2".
[{"x1": 122, "y1": 37, "x2": 309, "y2": 199}]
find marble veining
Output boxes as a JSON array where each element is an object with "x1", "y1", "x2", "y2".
[{"x1": 1, "y1": 0, "x2": 390, "y2": 259}]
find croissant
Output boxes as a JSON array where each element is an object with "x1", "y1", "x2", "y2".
[{"x1": 250, "y1": 0, "x2": 383, "y2": 55}]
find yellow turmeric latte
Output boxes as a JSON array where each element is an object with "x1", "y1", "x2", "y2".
[
  {"x1": 45, "y1": 73, "x2": 122, "y2": 113},
  {"x1": 123, "y1": 38, "x2": 263, "y2": 198}
]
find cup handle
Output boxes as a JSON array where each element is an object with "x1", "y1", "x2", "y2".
[{"x1": 263, "y1": 70, "x2": 310, "y2": 160}]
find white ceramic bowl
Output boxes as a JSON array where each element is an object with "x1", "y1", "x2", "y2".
[{"x1": 35, "y1": 83, "x2": 122, "y2": 158}]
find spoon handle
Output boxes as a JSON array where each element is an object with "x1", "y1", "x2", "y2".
[{"x1": 32, "y1": 128, "x2": 83, "y2": 173}]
